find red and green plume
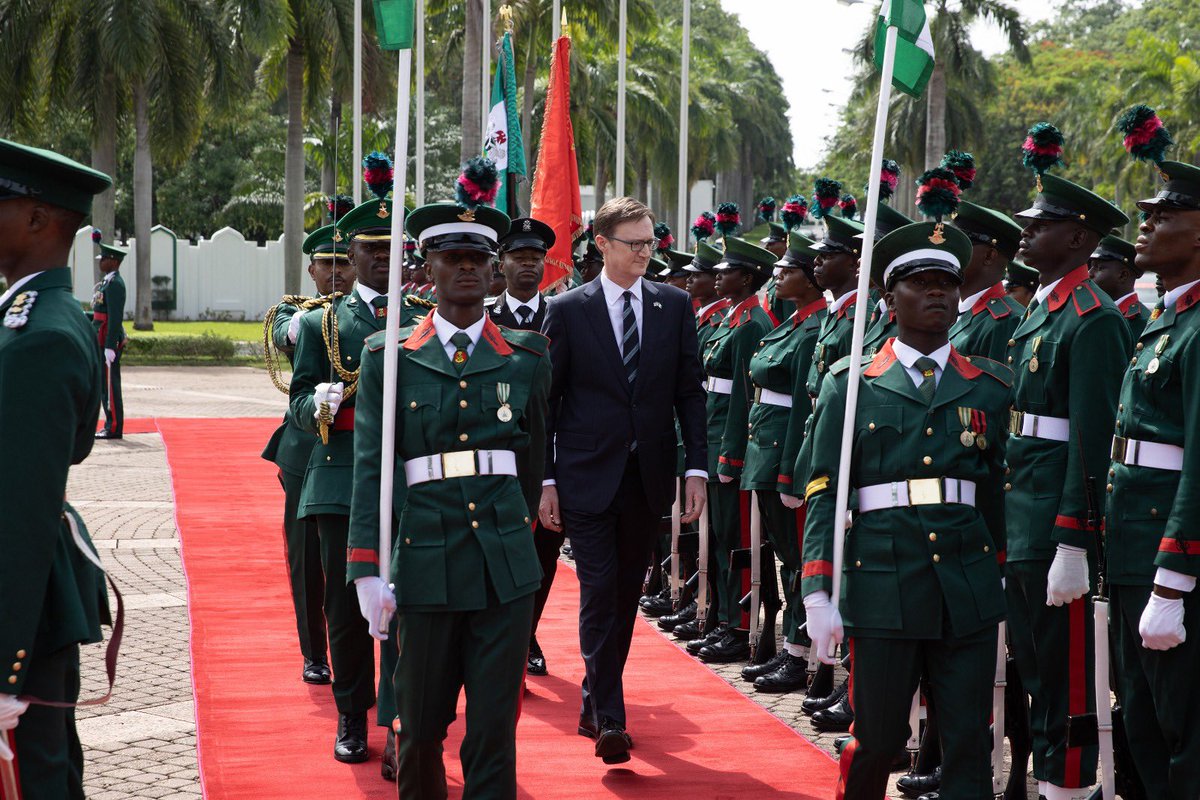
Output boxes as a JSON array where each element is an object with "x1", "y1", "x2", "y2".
[
  {"x1": 1022, "y1": 123, "x2": 1064, "y2": 179},
  {"x1": 757, "y1": 196, "x2": 776, "y2": 223},
  {"x1": 91, "y1": 229, "x2": 103, "y2": 244},
  {"x1": 654, "y1": 222, "x2": 674, "y2": 255},
  {"x1": 940, "y1": 150, "x2": 976, "y2": 191},
  {"x1": 781, "y1": 195, "x2": 808, "y2": 231},
  {"x1": 326, "y1": 194, "x2": 355, "y2": 222},
  {"x1": 456, "y1": 156, "x2": 500, "y2": 209},
  {"x1": 873, "y1": 160, "x2": 900, "y2": 202},
  {"x1": 715, "y1": 202, "x2": 740, "y2": 237},
  {"x1": 811, "y1": 178, "x2": 842, "y2": 220},
  {"x1": 915, "y1": 168, "x2": 961, "y2": 221},
  {"x1": 691, "y1": 211, "x2": 716, "y2": 241},
  {"x1": 362, "y1": 152, "x2": 394, "y2": 201},
  {"x1": 1117, "y1": 104, "x2": 1173, "y2": 165},
  {"x1": 839, "y1": 194, "x2": 858, "y2": 220}
]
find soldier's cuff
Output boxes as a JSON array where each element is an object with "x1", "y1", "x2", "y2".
[
  {"x1": 716, "y1": 455, "x2": 743, "y2": 477},
  {"x1": 799, "y1": 567, "x2": 832, "y2": 599},
  {"x1": 1154, "y1": 567, "x2": 1196, "y2": 593},
  {"x1": 1155, "y1": 540, "x2": 1200, "y2": 581},
  {"x1": 1051, "y1": 515, "x2": 1101, "y2": 550},
  {"x1": 345, "y1": 548, "x2": 379, "y2": 582}
]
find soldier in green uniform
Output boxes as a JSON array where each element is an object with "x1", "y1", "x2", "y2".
[
  {"x1": 1006, "y1": 260, "x2": 1038, "y2": 308},
  {"x1": 0, "y1": 138, "x2": 113, "y2": 798},
  {"x1": 262, "y1": 223, "x2": 356, "y2": 688},
  {"x1": 694, "y1": 238, "x2": 778, "y2": 664},
  {"x1": 1088, "y1": 234, "x2": 1149, "y2": 339},
  {"x1": 949, "y1": 200, "x2": 1027, "y2": 361},
  {"x1": 742, "y1": 231, "x2": 827, "y2": 692},
  {"x1": 801, "y1": 220, "x2": 1012, "y2": 800},
  {"x1": 806, "y1": 215, "x2": 867, "y2": 401},
  {"x1": 347, "y1": 188, "x2": 551, "y2": 800},
  {"x1": 290, "y1": 169, "x2": 399, "y2": 766},
  {"x1": 1106, "y1": 160, "x2": 1200, "y2": 798},
  {"x1": 761, "y1": 222, "x2": 794, "y2": 324},
  {"x1": 1006, "y1": 171, "x2": 1132, "y2": 800},
  {"x1": 92, "y1": 241, "x2": 127, "y2": 439}
]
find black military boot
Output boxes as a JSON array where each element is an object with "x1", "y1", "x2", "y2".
[
  {"x1": 333, "y1": 713, "x2": 369, "y2": 763},
  {"x1": 802, "y1": 676, "x2": 847, "y2": 715},
  {"x1": 897, "y1": 766, "x2": 941, "y2": 798},
  {"x1": 698, "y1": 628, "x2": 751, "y2": 663},
  {"x1": 381, "y1": 728, "x2": 398, "y2": 781},
  {"x1": 806, "y1": 661, "x2": 834, "y2": 700},
  {"x1": 640, "y1": 586, "x2": 675, "y2": 617},
  {"x1": 657, "y1": 600, "x2": 696, "y2": 632},
  {"x1": 754, "y1": 653, "x2": 810, "y2": 693},
  {"x1": 811, "y1": 692, "x2": 854, "y2": 732},
  {"x1": 741, "y1": 650, "x2": 787, "y2": 681}
]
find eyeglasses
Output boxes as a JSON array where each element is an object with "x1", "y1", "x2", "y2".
[{"x1": 604, "y1": 235, "x2": 659, "y2": 254}]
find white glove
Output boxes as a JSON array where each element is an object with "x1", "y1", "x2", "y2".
[
  {"x1": 780, "y1": 494, "x2": 803, "y2": 510},
  {"x1": 803, "y1": 590, "x2": 844, "y2": 665},
  {"x1": 104, "y1": 348, "x2": 116, "y2": 365},
  {"x1": 287, "y1": 312, "x2": 302, "y2": 344},
  {"x1": 1046, "y1": 544, "x2": 1090, "y2": 606},
  {"x1": 0, "y1": 695, "x2": 29, "y2": 760},
  {"x1": 313, "y1": 381, "x2": 344, "y2": 421},
  {"x1": 354, "y1": 576, "x2": 397, "y2": 641},
  {"x1": 1140, "y1": 592, "x2": 1187, "y2": 650},
  {"x1": 718, "y1": 473, "x2": 734, "y2": 484}
]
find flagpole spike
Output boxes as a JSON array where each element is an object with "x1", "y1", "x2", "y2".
[{"x1": 561, "y1": 7, "x2": 568, "y2": 36}]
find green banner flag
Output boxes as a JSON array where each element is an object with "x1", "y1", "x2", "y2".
[
  {"x1": 485, "y1": 31, "x2": 526, "y2": 216},
  {"x1": 874, "y1": 0, "x2": 936, "y2": 98},
  {"x1": 373, "y1": 0, "x2": 414, "y2": 51}
]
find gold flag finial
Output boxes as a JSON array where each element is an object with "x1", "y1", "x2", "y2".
[
  {"x1": 562, "y1": 7, "x2": 568, "y2": 36},
  {"x1": 499, "y1": 4, "x2": 514, "y2": 33}
]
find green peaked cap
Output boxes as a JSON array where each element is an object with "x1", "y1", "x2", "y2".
[
  {"x1": 0, "y1": 138, "x2": 111, "y2": 214},
  {"x1": 952, "y1": 201, "x2": 1023, "y2": 259},
  {"x1": 779, "y1": 231, "x2": 818, "y2": 266},
  {"x1": 684, "y1": 241, "x2": 724, "y2": 273},
  {"x1": 337, "y1": 198, "x2": 396, "y2": 240},
  {"x1": 871, "y1": 221, "x2": 972, "y2": 290},
  {"x1": 406, "y1": 202, "x2": 510, "y2": 255},
  {"x1": 762, "y1": 222, "x2": 787, "y2": 243},
  {"x1": 1136, "y1": 160, "x2": 1200, "y2": 212},
  {"x1": 302, "y1": 224, "x2": 350, "y2": 257},
  {"x1": 1006, "y1": 260, "x2": 1039, "y2": 291},
  {"x1": 714, "y1": 236, "x2": 778, "y2": 278},
  {"x1": 1091, "y1": 234, "x2": 1137, "y2": 272},
  {"x1": 1015, "y1": 173, "x2": 1128, "y2": 235},
  {"x1": 812, "y1": 215, "x2": 866, "y2": 256},
  {"x1": 96, "y1": 242, "x2": 128, "y2": 262}
]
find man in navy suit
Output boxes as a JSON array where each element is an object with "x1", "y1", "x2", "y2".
[{"x1": 539, "y1": 197, "x2": 708, "y2": 765}]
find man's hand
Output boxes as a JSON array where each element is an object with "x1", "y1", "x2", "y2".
[
  {"x1": 0, "y1": 695, "x2": 29, "y2": 761},
  {"x1": 1046, "y1": 544, "x2": 1089, "y2": 606},
  {"x1": 313, "y1": 381, "x2": 344, "y2": 420},
  {"x1": 354, "y1": 576, "x2": 396, "y2": 641},
  {"x1": 803, "y1": 591, "x2": 844, "y2": 665},
  {"x1": 1140, "y1": 589, "x2": 1186, "y2": 650},
  {"x1": 780, "y1": 494, "x2": 802, "y2": 510},
  {"x1": 104, "y1": 347, "x2": 116, "y2": 366},
  {"x1": 680, "y1": 475, "x2": 706, "y2": 524},
  {"x1": 539, "y1": 485, "x2": 563, "y2": 532},
  {"x1": 718, "y1": 473, "x2": 734, "y2": 484}
]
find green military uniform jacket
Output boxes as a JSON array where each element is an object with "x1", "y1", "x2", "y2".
[
  {"x1": 91, "y1": 271, "x2": 126, "y2": 351},
  {"x1": 1005, "y1": 266, "x2": 1132, "y2": 561},
  {"x1": 766, "y1": 277, "x2": 795, "y2": 326},
  {"x1": 290, "y1": 289, "x2": 385, "y2": 517},
  {"x1": 862, "y1": 304, "x2": 896, "y2": 357},
  {"x1": 1117, "y1": 293, "x2": 1151, "y2": 342},
  {"x1": 743, "y1": 299, "x2": 826, "y2": 494},
  {"x1": 346, "y1": 314, "x2": 551, "y2": 611},
  {"x1": 800, "y1": 341, "x2": 1012, "y2": 639},
  {"x1": 1107, "y1": 286, "x2": 1200, "y2": 584},
  {"x1": 806, "y1": 290, "x2": 863, "y2": 398},
  {"x1": 950, "y1": 282, "x2": 1024, "y2": 362},
  {"x1": 696, "y1": 298, "x2": 731, "y2": 352},
  {"x1": 1, "y1": 269, "x2": 109, "y2": 692},
  {"x1": 262, "y1": 300, "x2": 321, "y2": 477},
  {"x1": 703, "y1": 296, "x2": 775, "y2": 479}
]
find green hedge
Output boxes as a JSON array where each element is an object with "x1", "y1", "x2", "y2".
[{"x1": 124, "y1": 332, "x2": 236, "y2": 360}]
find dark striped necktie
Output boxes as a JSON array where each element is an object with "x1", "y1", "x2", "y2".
[
  {"x1": 622, "y1": 290, "x2": 640, "y2": 384},
  {"x1": 915, "y1": 356, "x2": 938, "y2": 405}
]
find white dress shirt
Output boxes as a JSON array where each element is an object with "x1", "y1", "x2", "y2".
[
  {"x1": 890, "y1": 339, "x2": 951, "y2": 389},
  {"x1": 599, "y1": 272, "x2": 644, "y2": 350},
  {"x1": 0, "y1": 272, "x2": 44, "y2": 307},
  {"x1": 504, "y1": 291, "x2": 542, "y2": 324},
  {"x1": 828, "y1": 290, "x2": 857, "y2": 316},
  {"x1": 696, "y1": 298, "x2": 725, "y2": 318},
  {"x1": 958, "y1": 286, "x2": 989, "y2": 315},
  {"x1": 355, "y1": 283, "x2": 385, "y2": 306},
  {"x1": 431, "y1": 310, "x2": 486, "y2": 362},
  {"x1": 1034, "y1": 275, "x2": 1064, "y2": 306},
  {"x1": 1162, "y1": 279, "x2": 1200, "y2": 310}
]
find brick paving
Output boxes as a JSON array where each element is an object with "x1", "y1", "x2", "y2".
[{"x1": 72, "y1": 365, "x2": 1034, "y2": 798}]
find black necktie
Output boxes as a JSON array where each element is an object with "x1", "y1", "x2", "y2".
[
  {"x1": 621, "y1": 290, "x2": 640, "y2": 384},
  {"x1": 371, "y1": 295, "x2": 388, "y2": 319},
  {"x1": 450, "y1": 331, "x2": 471, "y2": 372},
  {"x1": 517, "y1": 305, "x2": 533, "y2": 326},
  {"x1": 914, "y1": 356, "x2": 938, "y2": 405}
]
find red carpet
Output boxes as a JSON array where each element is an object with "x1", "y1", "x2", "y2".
[{"x1": 159, "y1": 417, "x2": 839, "y2": 799}]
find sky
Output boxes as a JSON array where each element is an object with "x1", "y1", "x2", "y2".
[{"x1": 718, "y1": 0, "x2": 1068, "y2": 169}]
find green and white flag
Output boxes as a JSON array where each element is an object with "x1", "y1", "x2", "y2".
[
  {"x1": 372, "y1": 0, "x2": 414, "y2": 50},
  {"x1": 485, "y1": 31, "x2": 526, "y2": 215},
  {"x1": 874, "y1": 0, "x2": 935, "y2": 98}
]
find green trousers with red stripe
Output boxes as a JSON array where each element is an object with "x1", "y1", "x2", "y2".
[
  {"x1": 1005, "y1": 559, "x2": 1097, "y2": 789},
  {"x1": 757, "y1": 493, "x2": 806, "y2": 644},
  {"x1": 709, "y1": 483, "x2": 778, "y2": 629}
]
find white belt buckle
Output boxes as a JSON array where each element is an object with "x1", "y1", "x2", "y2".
[
  {"x1": 441, "y1": 450, "x2": 477, "y2": 479},
  {"x1": 907, "y1": 478, "x2": 943, "y2": 506}
]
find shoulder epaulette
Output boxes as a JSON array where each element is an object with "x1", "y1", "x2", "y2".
[
  {"x1": 502, "y1": 327, "x2": 550, "y2": 356},
  {"x1": 829, "y1": 354, "x2": 864, "y2": 376},
  {"x1": 985, "y1": 297, "x2": 1012, "y2": 320},
  {"x1": 365, "y1": 326, "x2": 417, "y2": 352},
  {"x1": 965, "y1": 355, "x2": 1013, "y2": 387},
  {"x1": 1070, "y1": 283, "x2": 1104, "y2": 317},
  {"x1": 405, "y1": 294, "x2": 437, "y2": 310},
  {"x1": 2, "y1": 290, "x2": 38, "y2": 329}
]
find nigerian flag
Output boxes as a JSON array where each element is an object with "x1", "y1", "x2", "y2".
[
  {"x1": 874, "y1": 0, "x2": 935, "y2": 98},
  {"x1": 485, "y1": 31, "x2": 526, "y2": 216}
]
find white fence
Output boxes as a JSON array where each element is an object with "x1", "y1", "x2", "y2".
[{"x1": 68, "y1": 225, "x2": 320, "y2": 322}]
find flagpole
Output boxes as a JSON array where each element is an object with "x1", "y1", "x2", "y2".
[
  {"x1": 615, "y1": 0, "x2": 627, "y2": 197},
  {"x1": 552, "y1": 0, "x2": 560, "y2": 40},
  {"x1": 353, "y1": 0, "x2": 363, "y2": 205},
  {"x1": 826, "y1": 20, "x2": 898, "y2": 644},
  {"x1": 482, "y1": 0, "x2": 492, "y2": 147},
  {"x1": 380, "y1": 47, "x2": 413, "y2": 587},
  {"x1": 676, "y1": 0, "x2": 690, "y2": 238},
  {"x1": 416, "y1": 0, "x2": 426, "y2": 205}
]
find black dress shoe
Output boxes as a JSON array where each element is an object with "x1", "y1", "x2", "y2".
[
  {"x1": 754, "y1": 654, "x2": 810, "y2": 693},
  {"x1": 834, "y1": 735, "x2": 852, "y2": 753},
  {"x1": 95, "y1": 430, "x2": 122, "y2": 440},
  {"x1": 802, "y1": 677, "x2": 847, "y2": 715},
  {"x1": 685, "y1": 623, "x2": 727, "y2": 654},
  {"x1": 594, "y1": 718, "x2": 633, "y2": 765},
  {"x1": 698, "y1": 629, "x2": 751, "y2": 663},
  {"x1": 527, "y1": 636, "x2": 547, "y2": 676},
  {"x1": 578, "y1": 715, "x2": 599, "y2": 740},
  {"x1": 811, "y1": 694, "x2": 854, "y2": 732},
  {"x1": 741, "y1": 650, "x2": 787, "y2": 681},
  {"x1": 897, "y1": 767, "x2": 941, "y2": 798},
  {"x1": 657, "y1": 601, "x2": 696, "y2": 632},
  {"x1": 640, "y1": 592, "x2": 675, "y2": 618},
  {"x1": 561, "y1": 543, "x2": 573, "y2": 559},
  {"x1": 302, "y1": 659, "x2": 331, "y2": 685},
  {"x1": 917, "y1": 793, "x2": 940, "y2": 800},
  {"x1": 333, "y1": 713, "x2": 369, "y2": 763},
  {"x1": 381, "y1": 729, "x2": 397, "y2": 781}
]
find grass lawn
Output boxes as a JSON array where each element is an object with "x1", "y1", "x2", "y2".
[{"x1": 127, "y1": 320, "x2": 264, "y2": 341}]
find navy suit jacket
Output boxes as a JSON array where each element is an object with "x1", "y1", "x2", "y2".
[{"x1": 542, "y1": 277, "x2": 707, "y2": 515}]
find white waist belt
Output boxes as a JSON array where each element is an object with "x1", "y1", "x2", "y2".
[
  {"x1": 404, "y1": 449, "x2": 517, "y2": 484},
  {"x1": 706, "y1": 376, "x2": 733, "y2": 395},
  {"x1": 1111, "y1": 436, "x2": 1184, "y2": 472},
  {"x1": 755, "y1": 387, "x2": 793, "y2": 408},
  {"x1": 858, "y1": 478, "x2": 977, "y2": 513},
  {"x1": 1010, "y1": 410, "x2": 1070, "y2": 442}
]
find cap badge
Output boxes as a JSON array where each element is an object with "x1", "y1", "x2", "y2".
[
  {"x1": 928, "y1": 222, "x2": 946, "y2": 245},
  {"x1": 377, "y1": 202, "x2": 389, "y2": 219},
  {"x1": 458, "y1": 209, "x2": 476, "y2": 223},
  {"x1": 522, "y1": 220, "x2": 532, "y2": 232}
]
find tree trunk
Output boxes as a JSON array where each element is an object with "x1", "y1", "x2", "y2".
[
  {"x1": 636, "y1": 153, "x2": 649, "y2": 204},
  {"x1": 594, "y1": 139, "x2": 608, "y2": 211},
  {"x1": 460, "y1": 0, "x2": 484, "y2": 160},
  {"x1": 321, "y1": 95, "x2": 342, "y2": 202},
  {"x1": 519, "y1": 27, "x2": 538, "y2": 212},
  {"x1": 90, "y1": 113, "x2": 118, "y2": 283},
  {"x1": 923, "y1": 60, "x2": 947, "y2": 169},
  {"x1": 283, "y1": 39, "x2": 306, "y2": 295},
  {"x1": 132, "y1": 81, "x2": 154, "y2": 331}
]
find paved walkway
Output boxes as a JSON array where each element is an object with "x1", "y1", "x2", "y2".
[{"x1": 72, "y1": 366, "x2": 1029, "y2": 798}]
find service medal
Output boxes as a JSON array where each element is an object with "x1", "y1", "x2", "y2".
[
  {"x1": 1146, "y1": 357, "x2": 1160, "y2": 375},
  {"x1": 1028, "y1": 356, "x2": 1039, "y2": 373},
  {"x1": 957, "y1": 408, "x2": 975, "y2": 448},
  {"x1": 496, "y1": 382, "x2": 512, "y2": 422},
  {"x1": 1029, "y1": 336, "x2": 1043, "y2": 373},
  {"x1": 976, "y1": 435, "x2": 987, "y2": 450},
  {"x1": 960, "y1": 430, "x2": 976, "y2": 447}
]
